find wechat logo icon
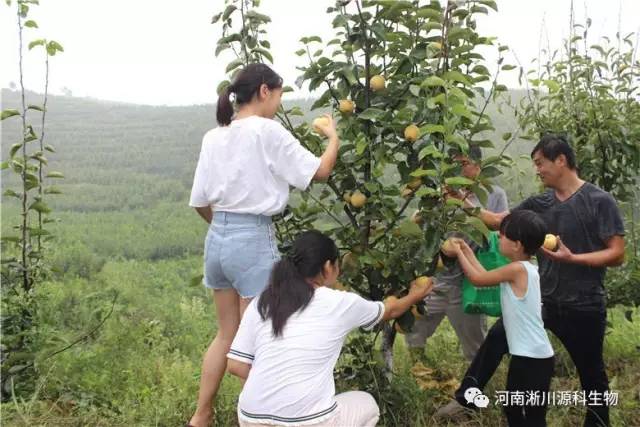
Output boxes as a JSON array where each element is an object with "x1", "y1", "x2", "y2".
[{"x1": 464, "y1": 387, "x2": 490, "y2": 408}]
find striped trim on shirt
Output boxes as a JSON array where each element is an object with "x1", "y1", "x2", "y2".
[
  {"x1": 361, "y1": 301, "x2": 384, "y2": 331},
  {"x1": 240, "y1": 401, "x2": 338, "y2": 424},
  {"x1": 228, "y1": 349, "x2": 254, "y2": 361}
]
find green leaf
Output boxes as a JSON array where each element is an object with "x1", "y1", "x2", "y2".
[
  {"x1": 245, "y1": 10, "x2": 271, "y2": 23},
  {"x1": 45, "y1": 171, "x2": 64, "y2": 179},
  {"x1": 9, "y1": 143, "x2": 22, "y2": 157},
  {"x1": 410, "y1": 169, "x2": 438, "y2": 178},
  {"x1": 355, "y1": 138, "x2": 368, "y2": 155},
  {"x1": 446, "y1": 198, "x2": 464, "y2": 207},
  {"x1": 1, "y1": 109, "x2": 20, "y2": 120},
  {"x1": 253, "y1": 48, "x2": 273, "y2": 63},
  {"x1": 451, "y1": 104, "x2": 473, "y2": 119},
  {"x1": 358, "y1": 108, "x2": 385, "y2": 121},
  {"x1": 27, "y1": 104, "x2": 44, "y2": 112},
  {"x1": 24, "y1": 19, "x2": 37, "y2": 28},
  {"x1": 443, "y1": 70, "x2": 471, "y2": 86},
  {"x1": 409, "y1": 84, "x2": 421, "y2": 97},
  {"x1": 28, "y1": 38, "x2": 45, "y2": 50},
  {"x1": 46, "y1": 40, "x2": 64, "y2": 56},
  {"x1": 444, "y1": 177, "x2": 474, "y2": 186},
  {"x1": 542, "y1": 79, "x2": 560, "y2": 93},
  {"x1": 418, "y1": 145, "x2": 444, "y2": 160},
  {"x1": 295, "y1": 49, "x2": 306, "y2": 56},
  {"x1": 44, "y1": 186, "x2": 62, "y2": 194},
  {"x1": 3, "y1": 189, "x2": 21, "y2": 198},
  {"x1": 225, "y1": 59, "x2": 244, "y2": 73},
  {"x1": 501, "y1": 64, "x2": 516, "y2": 71},
  {"x1": 415, "y1": 8, "x2": 442, "y2": 20},
  {"x1": 215, "y1": 43, "x2": 229, "y2": 56},
  {"x1": 44, "y1": 144, "x2": 55, "y2": 152},
  {"x1": 341, "y1": 65, "x2": 358, "y2": 86},
  {"x1": 211, "y1": 12, "x2": 222, "y2": 23},
  {"x1": 422, "y1": 75, "x2": 445, "y2": 87},
  {"x1": 29, "y1": 201, "x2": 52, "y2": 214},
  {"x1": 421, "y1": 124, "x2": 445, "y2": 134},
  {"x1": 479, "y1": 0, "x2": 498, "y2": 11},
  {"x1": 1, "y1": 161, "x2": 8, "y2": 170},
  {"x1": 414, "y1": 187, "x2": 439, "y2": 198},
  {"x1": 222, "y1": 4, "x2": 237, "y2": 21},
  {"x1": 1, "y1": 236, "x2": 21, "y2": 243},
  {"x1": 466, "y1": 215, "x2": 490, "y2": 238}
]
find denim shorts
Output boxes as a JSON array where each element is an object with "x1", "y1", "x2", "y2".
[{"x1": 203, "y1": 211, "x2": 280, "y2": 298}]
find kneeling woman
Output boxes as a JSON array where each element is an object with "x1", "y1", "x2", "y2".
[{"x1": 227, "y1": 230, "x2": 432, "y2": 426}]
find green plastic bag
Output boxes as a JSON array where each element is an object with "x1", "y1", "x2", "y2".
[{"x1": 462, "y1": 231, "x2": 510, "y2": 317}]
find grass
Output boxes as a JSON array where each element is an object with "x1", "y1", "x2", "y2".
[{"x1": 1, "y1": 253, "x2": 638, "y2": 426}]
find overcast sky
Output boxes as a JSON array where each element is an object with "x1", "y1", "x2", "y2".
[{"x1": 1, "y1": 0, "x2": 638, "y2": 106}]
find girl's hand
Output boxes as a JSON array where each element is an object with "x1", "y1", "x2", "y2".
[
  {"x1": 315, "y1": 114, "x2": 337, "y2": 140},
  {"x1": 408, "y1": 278, "x2": 433, "y2": 300},
  {"x1": 459, "y1": 239, "x2": 473, "y2": 254}
]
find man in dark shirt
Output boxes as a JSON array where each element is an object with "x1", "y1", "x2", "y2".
[{"x1": 436, "y1": 134, "x2": 625, "y2": 427}]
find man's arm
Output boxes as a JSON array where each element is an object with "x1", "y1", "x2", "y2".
[
  {"x1": 476, "y1": 208, "x2": 509, "y2": 230},
  {"x1": 195, "y1": 206, "x2": 213, "y2": 224},
  {"x1": 542, "y1": 235, "x2": 625, "y2": 267}
]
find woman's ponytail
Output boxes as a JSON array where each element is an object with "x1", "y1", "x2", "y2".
[
  {"x1": 258, "y1": 230, "x2": 338, "y2": 337},
  {"x1": 258, "y1": 256, "x2": 314, "y2": 337},
  {"x1": 216, "y1": 85, "x2": 235, "y2": 126},
  {"x1": 214, "y1": 63, "x2": 283, "y2": 127}
]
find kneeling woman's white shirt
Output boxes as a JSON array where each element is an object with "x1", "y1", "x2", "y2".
[
  {"x1": 228, "y1": 287, "x2": 385, "y2": 426},
  {"x1": 189, "y1": 116, "x2": 321, "y2": 215}
]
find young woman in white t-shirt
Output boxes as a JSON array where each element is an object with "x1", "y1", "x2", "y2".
[
  {"x1": 452, "y1": 210, "x2": 554, "y2": 426},
  {"x1": 187, "y1": 64, "x2": 341, "y2": 427},
  {"x1": 227, "y1": 230, "x2": 434, "y2": 427}
]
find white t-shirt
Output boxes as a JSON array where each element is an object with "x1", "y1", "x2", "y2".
[
  {"x1": 228, "y1": 287, "x2": 385, "y2": 426},
  {"x1": 189, "y1": 116, "x2": 321, "y2": 216}
]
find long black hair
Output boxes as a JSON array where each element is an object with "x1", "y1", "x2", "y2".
[
  {"x1": 258, "y1": 230, "x2": 339, "y2": 337},
  {"x1": 216, "y1": 63, "x2": 283, "y2": 126}
]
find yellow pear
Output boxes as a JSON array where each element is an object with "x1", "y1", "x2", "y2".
[
  {"x1": 411, "y1": 210, "x2": 424, "y2": 225},
  {"x1": 370, "y1": 74, "x2": 386, "y2": 91},
  {"x1": 404, "y1": 124, "x2": 420, "y2": 142},
  {"x1": 342, "y1": 251, "x2": 359, "y2": 272},
  {"x1": 415, "y1": 276, "x2": 432, "y2": 289},
  {"x1": 343, "y1": 192, "x2": 352, "y2": 203},
  {"x1": 350, "y1": 190, "x2": 367, "y2": 208},
  {"x1": 338, "y1": 99, "x2": 355, "y2": 114},
  {"x1": 543, "y1": 234, "x2": 558, "y2": 251},
  {"x1": 401, "y1": 187, "x2": 414, "y2": 198},
  {"x1": 441, "y1": 238, "x2": 457, "y2": 257},
  {"x1": 407, "y1": 177, "x2": 422, "y2": 190},
  {"x1": 312, "y1": 116, "x2": 330, "y2": 135},
  {"x1": 436, "y1": 256, "x2": 445, "y2": 271}
]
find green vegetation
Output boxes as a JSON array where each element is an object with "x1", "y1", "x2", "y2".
[{"x1": 2, "y1": 0, "x2": 638, "y2": 425}]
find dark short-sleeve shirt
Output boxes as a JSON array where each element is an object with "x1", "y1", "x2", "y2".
[{"x1": 513, "y1": 182, "x2": 625, "y2": 311}]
